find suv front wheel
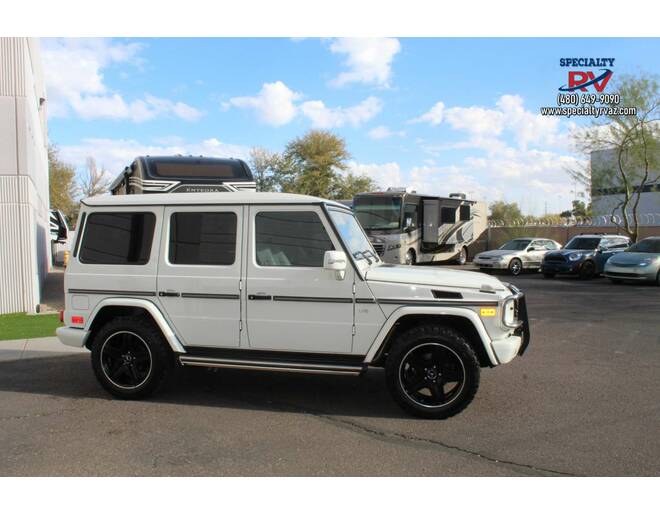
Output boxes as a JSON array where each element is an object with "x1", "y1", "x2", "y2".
[
  {"x1": 90, "y1": 316, "x2": 173, "y2": 400},
  {"x1": 385, "y1": 324, "x2": 480, "y2": 419}
]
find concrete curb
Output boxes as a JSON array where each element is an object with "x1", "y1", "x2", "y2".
[{"x1": 0, "y1": 336, "x2": 87, "y2": 362}]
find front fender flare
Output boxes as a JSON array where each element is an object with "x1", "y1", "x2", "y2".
[
  {"x1": 363, "y1": 305, "x2": 498, "y2": 366},
  {"x1": 86, "y1": 298, "x2": 186, "y2": 354}
]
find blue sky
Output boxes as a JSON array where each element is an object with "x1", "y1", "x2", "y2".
[{"x1": 43, "y1": 37, "x2": 660, "y2": 214}]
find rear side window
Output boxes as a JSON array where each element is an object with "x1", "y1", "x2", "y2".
[
  {"x1": 169, "y1": 212, "x2": 237, "y2": 265},
  {"x1": 79, "y1": 212, "x2": 156, "y2": 265},
  {"x1": 255, "y1": 211, "x2": 334, "y2": 267}
]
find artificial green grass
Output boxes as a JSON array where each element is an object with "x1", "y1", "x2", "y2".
[{"x1": 0, "y1": 312, "x2": 63, "y2": 341}]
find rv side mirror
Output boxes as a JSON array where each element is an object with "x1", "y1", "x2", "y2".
[{"x1": 323, "y1": 250, "x2": 347, "y2": 280}]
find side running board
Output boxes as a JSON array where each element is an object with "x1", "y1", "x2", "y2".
[{"x1": 179, "y1": 355, "x2": 365, "y2": 375}]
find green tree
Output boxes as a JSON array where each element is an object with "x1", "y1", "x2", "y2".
[
  {"x1": 573, "y1": 73, "x2": 660, "y2": 242},
  {"x1": 48, "y1": 144, "x2": 78, "y2": 225},
  {"x1": 332, "y1": 172, "x2": 377, "y2": 199},
  {"x1": 488, "y1": 201, "x2": 523, "y2": 225},
  {"x1": 280, "y1": 130, "x2": 351, "y2": 199},
  {"x1": 571, "y1": 199, "x2": 590, "y2": 217}
]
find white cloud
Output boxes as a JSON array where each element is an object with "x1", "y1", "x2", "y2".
[
  {"x1": 59, "y1": 137, "x2": 250, "y2": 177},
  {"x1": 301, "y1": 96, "x2": 382, "y2": 129},
  {"x1": 41, "y1": 38, "x2": 202, "y2": 122},
  {"x1": 409, "y1": 101, "x2": 445, "y2": 126},
  {"x1": 329, "y1": 38, "x2": 401, "y2": 88},
  {"x1": 444, "y1": 106, "x2": 504, "y2": 135},
  {"x1": 368, "y1": 125, "x2": 405, "y2": 140},
  {"x1": 347, "y1": 161, "x2": 403, "y2": 189},
  {"x1": 228, "y1": 81, "x2": 301, "y2": 126}
]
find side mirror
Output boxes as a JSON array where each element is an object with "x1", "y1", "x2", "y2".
[{"x1": 324, "y1": 250, "x2": 347, "y2": 280}]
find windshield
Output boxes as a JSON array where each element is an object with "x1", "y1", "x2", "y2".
[
  {"x1": 500, "y1": 239, "x2": 531, "y2": 251},
  {"x1": 354, "y1": 196, "x2": 402, "y2": 230},
  {"x1": 626, "y1": 239, "x2": 660, "y2": 253},
  {"x1": 328, "y1": 209, "x2": 379, "y2": 263},
  {"x1": 565, "y1": 237, "x2": 600, "y2": 250}
]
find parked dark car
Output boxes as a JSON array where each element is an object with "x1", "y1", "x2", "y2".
[{"x1": 541, "y1": 234, "x2": 630, "y2": 280}]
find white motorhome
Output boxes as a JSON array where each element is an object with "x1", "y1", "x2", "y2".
[
  {"x1": 57, "y1": 191, "x2": 529, "y2": 419},
  {"x1": 353, "y1": 189, "x2": 487, "y2": 265}
]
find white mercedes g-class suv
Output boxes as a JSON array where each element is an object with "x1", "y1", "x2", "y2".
[{"x1": 57, "y1": 192, "x2": 529, "y2": 419}]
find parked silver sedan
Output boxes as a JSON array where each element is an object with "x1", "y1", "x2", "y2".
[
  {"x1": 604, "y1": 237, "x2": 660, "y2": 285},
  {"x1": 474, "y1": 238, "x2": 562, "y2": 276}
]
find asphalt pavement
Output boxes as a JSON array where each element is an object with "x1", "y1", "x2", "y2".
[{"x1": 0, "y1": 271, "x2": 658, "y2": 476}]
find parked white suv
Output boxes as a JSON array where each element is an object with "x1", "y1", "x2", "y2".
[{"x1": 57, "y1": 192, "x2": 530, "y2": 419}]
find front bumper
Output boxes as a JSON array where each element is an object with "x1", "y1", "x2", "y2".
[
  {"x1": 541, "y1": 261, "x2": 581, "y2": 274},
  {"x1": 604, "y1": 265, "x2": 657, "y2": 281},
  {"x1": 56, "y1": 326, "x2": 90, "y2": 348},
  {"x1": 490, "y1": 285, "x2": 530, "y2": 364},
  {"x1": 474, "y1": 258, "x2": 508, "y2": 269}
]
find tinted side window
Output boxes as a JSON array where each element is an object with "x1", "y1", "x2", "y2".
[
  {"x1": 80, "y1": 212, "x2": 156, "y2": 265},
  {"x1": 459, "y1": 205, "x2": 470, "y2": 221},
  {"x1": 255, "y1": 211, "x2": 334, "y2": 267},
  {"x1": 441, "y1": 207, "x2": 456, "y2": 224},
  {"x1": 169, "y1": 212, "x2": 237, "y2": 265}
]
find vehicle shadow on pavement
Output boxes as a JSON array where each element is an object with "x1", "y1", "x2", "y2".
[{"x1": 0, "y1": 354, "x2": 410, "y2": 419}]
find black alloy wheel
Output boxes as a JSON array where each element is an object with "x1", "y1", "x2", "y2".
[
  {"x1": 398, "y1": 343, "x2": 465, "y2": 408},
  {"x1": 100, "y1": 331, "x2": 153, "y2": 389}
]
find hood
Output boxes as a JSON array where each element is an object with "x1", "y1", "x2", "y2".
[
  {"x1": 477, "y1": 249, "x2": 517, "y2": 258},
  {"x1": 548, "y1": 248, "x2": 594, "y2": 257},
  {"x1": 608, "y1": 252, "x2": 658, "y2": 265},
  {"x1": 364, "y1": 264, "x2": 508, "y2": 292}
]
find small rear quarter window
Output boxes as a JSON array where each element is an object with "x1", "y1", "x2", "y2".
[{"x1": 79, "y1": 212, "x2": 156, "y2": 265}]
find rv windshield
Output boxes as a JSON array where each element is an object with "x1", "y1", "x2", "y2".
[{"x1": 353, "y1": 196, "x2": 402, "y2": 230}]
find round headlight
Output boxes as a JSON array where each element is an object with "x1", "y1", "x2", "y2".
[{"x1": 568, "y1": 253, "x2": 582, "y2": 261}]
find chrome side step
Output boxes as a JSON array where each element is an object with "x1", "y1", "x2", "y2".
[{"x1": 178, "y1": 355, "x2": 365, "y2": 376}]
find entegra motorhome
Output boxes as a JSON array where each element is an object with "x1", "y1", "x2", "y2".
[
  {"x1": 109, "y1": 155, "x2": 257, "y2": 195},
  {"x1": 353, "y1": 189, "x2": 487, "y2": 265}
]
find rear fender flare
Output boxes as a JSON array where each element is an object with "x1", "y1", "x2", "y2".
[{"x1": 87, "y1": 298, "x2": 186, "y2": 353}]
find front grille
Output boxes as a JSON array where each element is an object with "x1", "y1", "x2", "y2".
[
  {"x1": 606, "y1": 271, "x2": 639, "y2": 278},
  {"x1": 611, "y1": 262, "x2": 638, "y2": 268},
  {"x1": 478, "y1": 256, "x2": 492, "y2": 260},
  {"x1": 371, "y1": 242, "x2": 385, "y2": 256},
  {"x1": 545, "y1": 254, "x2": 566, "y2": 263}
]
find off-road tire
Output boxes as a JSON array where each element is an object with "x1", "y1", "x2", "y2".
[
  {"x1": 90, "y1": 316, "x2": 174, "y2": 400},
  {"x1": 508, "y1": 258, "x2": 523, "y2": 276},
  {"x1": 385, "y1": 324, "x2": 480, "y2": 419},
  {"x1": 579, "y1": 260, "x2": 596, "y2": 280}
]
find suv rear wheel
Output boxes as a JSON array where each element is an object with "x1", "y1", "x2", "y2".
[
  {"x1": 385, "y1": 324, "x2": 480, "y2": 419},
  {"x1": 90, "y1": 316, "x2": 174, "y2": 399}
]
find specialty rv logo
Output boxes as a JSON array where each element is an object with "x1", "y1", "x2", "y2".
[{"x1": 558, "y1": 57, "x2": 614, "y2": 92}]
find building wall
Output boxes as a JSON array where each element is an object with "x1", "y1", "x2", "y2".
[
  {"x1": 590, "y1": 148, "x2": 660, "y2": 225},
  {"x1": 0, "y1": 38, "x2": 49, "y2": 314}
]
